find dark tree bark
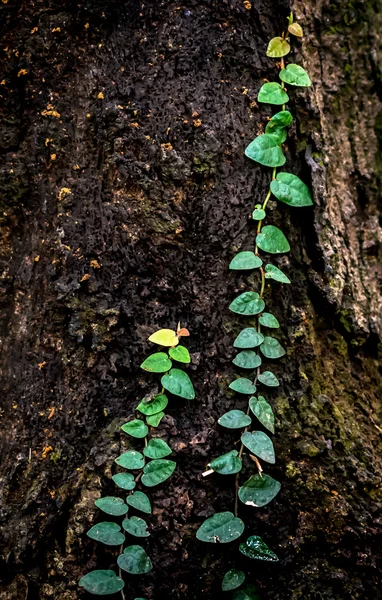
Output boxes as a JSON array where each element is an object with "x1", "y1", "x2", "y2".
[{"x1": 0, "y1": 1, "x2": 381, "y2": 599}]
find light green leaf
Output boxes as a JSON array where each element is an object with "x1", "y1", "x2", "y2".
[
  {"x1": 279, "y1": 63, "x2": 311, "y2": 87},
  {"x1": 229, "y1": 292, "x2": 265, "y2": 316},
  {"x1": 112, "y1": 473, "x2": 136, "y2": 491},
  {"x1": 117, "y1": 545, "x2": 152, "y2": 574},
  {"x1": 266, "y1": 36, "x2": 290, "y2": 58},
  {"x1": 270, "y1": 172, "x2": 313, "y2": 207},
  {"x1": 169, "y1": 345, "x2": 191, "y2": 363},
  {"x1": 234, "y1": 328, "x2": 264, "y2": 349},
  {"x1": 239, "y1": 474, "x2": 281, "y2": 507},
  {"x1": 265, "y1": 111, "x2": 293, "y2": 144},
  {"x1": 229, "y1": 378, "x2": 257, "y2": 394},
  {"x1": 136, "y1": 393, "x2": 168, "y2": 415},
  {"x1": 115, "y1": 451, "x2": 145, "y2": 470},
  {"x1": 256, "y1": 225, "x2": 290, "y2": 254},
  {"x1": 141, "y1": 459, "x2": 176, "y2": 487},
  {"x1": 241, "y1": 431, "x2": 275, "y2": 464},
  {"x1": 245, "y1": 134, "x2": 286, "y2": 168},
  {"x1": 229, "y1": 251, "x2": 263, "y2": 270},
  {"x1": 209, "y1": 450, "x2": 242, "y2": 475},
  {"x1": 87, "y1": 522, "x2": 125, "y2": 546},
  {"x1": 233, "y1": 585, "x2": 261, "y2": 600},
  {"x1": 257, "y1": 370, "x2": 280, "y2": 387},
  {"x1": 233, "y1": 350, "x2": 262, "y2": 369},
  {"x1": 249, "y1": 396, "x2": 275, "y2": 433},
  {"x1": 143, "y1": 438, "x2": 172, "y2": 459},
  {"x1": 258, "y1": 82, "x2": 289, "y2": 105},
  {"x1": 222, "y1": 569, "x2": 246, "y2": 591},
  {"x1": 95, "y1": 497, "x2": 129, "y2": 517},
  {"x1": 146, "y1": 411, "x2": 165, "y2": 427},
  {"x1": 79, "y1": 570, "x2": 125, "y2": 596},
  {"x1": 252, "y1": 208, "x2": 266, "y2": 220},
  {"x1": 121, "y1": 419, "x2": 148, "y2": 439},
  {"x1": 126, "y1": 491, "x2": 152, "y2": 514},
  {"x1": 260, "y1": 336, "x2": 286, "y2": 359},
  {"x1": 148, "y1": 329, "x2": 178, "y2": 347},
  {"x1": 122, "y1": 516, "x2": 150, "y2": 538},
  {"x1": 161, "y1": 368, "x2": 195, "y2": 399},
  {"x1": 196, "y1": 511, "x2": 245, "y2": 543},
  {"x1": 239, "y1": 535, "x2": 279, "y2": 562},
  {"x1": 258, "y1": 312, "x2": 280, "y2": 328},
  {"x1": 140, "y1": 352, "x2": 172, "y2": 373},
  {"x1": 264, "y1": 264, "x2": 291, "y2": 284},
  {"x1": 288, "y1": 22, "x2": 303, "y2": 37},
  {"x1": 218, "y1": 410, "x2": 252, "y2": 429}
]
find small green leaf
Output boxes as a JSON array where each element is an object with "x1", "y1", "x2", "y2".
[
  {"x1": 95, "y1": 497, "x2": 129, "y2": 517},
  {"x1": 245, "y1": 134, "x2": 286, "y2": 168},
  {"x1": 265, "y1": 111, "x2": 293, "y2": 144},
  {"x1": 229, "y1": 292, "x2": 265, "y2": 316},
  {"x1": 239, "y1": 474, "x2": 281, "y2": 507},
  {"x1": 122, "y1": 516, "x2": 150, "y2": 538},
  {"x1": 117, "y1": 545, "x2": 152, "y2": 575},
  {"x1": 161, "y1": 368, "x2": 195, "y2": 399},
  {"x1": 249, "y1": 396, "x2": 275, "y2": 433},
  {"x1": 232, "y1": 585, "x2": 261, "y2": 600},
  {"x1": 218, "y1": 410, "x2": 252, "y2": 429},
  {"x1": 141, "y1": 459, "x2": 176, "y2": 487},
  {"x1": 233, "y1": 328, "x2": 264, "y2": 349},
  {"x1": 229, "y1": 378, "x2": 257, "y2": 394},
  {"x1": 252, "y1": 208, "x2": 266, "y2": 220},
  {"x1": 87, "y1": 522, "x2": 125, "y2": 546},
  {"x1": 148, "y1": 329, "x2": 178, "y2": 347},
  {"x1": 239, "y1": 535, "x2": 279, "y2": 562},
  {"x1": 79, "y1": 570, "x2": 125, "y2": 596},
  {"x1": 264, "y1": 264, "x2": 291, "y2": 284},
  {"x1": 266, "y1": 36, "x2": 290, "y2": 58},
  {"x1": 196, "y1": 511, "x2": 245, "y2": 543},
  {"x1": 260, "y1": 336, "x2": 286, "y2": 359},
  {"x1": 112, "y1": 473, "x2": 136, "y2": 491},
  {"x1": 146, "y1": 411, "x2": 165, "y2": 427},
  {"x1": 222, "y1": 569, "x2": 246, "y2": 591},
  {"x1": 229, "y1": 251, "x2": 263, "y2": 270},
  {"x1": 279, "y1": 63, "x2": 311, "y2": 87},
  {"x1": 257, "y1": 370, "x2": 280, "y2": 387},
  {"x1": 256, "y1": 225, "x2": 290, "y2": 254},
  {"x1": 258, "y1": 82, "x2": 289, "y2": 105},
  {"x1": 270, "y1": 172, "x2": 313, "y2": 207},
  {"x1": 140, "y1": 352, "x2": 172, "y2": 373},
  {"x1": 169, "y1": 345, "x2": 191, "y2": 363},
  {"x1": 126, "y1": 491, "x2": 152, "y2": 514},
  {"x1": 121, "y1": 419, "x2": 148, "y2": 439},
  {"x1": 115, "y1": 451, "x2": 145, "y2": 470},
  {"x1": 241, "y1": 431, "x2": 275, "y2": 463},
  {"x1": 136, "y1": 393, "x2": 168, "y2": 415},
  {"x1": 258, "y1": 312, "x2": 280, "y2": 328},
  {"x1": 233, "y1": 350, "x2": 262, "y2": 369},
  {"x1": 143, "y1": 438, "x2": 172, "y2": 459},
  {"x1": 209, "y1": 450, "x2": 242, "y2": 475}
]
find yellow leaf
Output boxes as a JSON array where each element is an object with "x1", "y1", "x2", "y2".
[
  {"x1": 288, "y1": 23, "x2": 303, "y2": 37},
  {"x1": 148, "y1": 329, "x2": 179, "y2": 347}
]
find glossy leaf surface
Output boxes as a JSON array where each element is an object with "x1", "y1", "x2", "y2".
[
  {"x1": 121, "y1": 419, "x2": 148, "y2": 439},
  {"x1": 245, "y1": 134, "x2": 286, "y2": 168},
  {"x1": 140, "y1": 352, "x2": 172, "y2": 373},
  {"x1": 95, "y1": 497, "x2": 129, "y2": 517},
  {"x1": 115, "y1": 451, "x2": 144, "y2": 470},
  {"x1": 270, "y1": 172, "x2": 313, "y2": 207},
  {"x1": 112, "y1": 472, "x2": 136, "y2": 491},
  {"x1": 260, "y1": 337, "x2": 286, "y2": 359},
  {"x1": 264, "y1": 264, "x2": 291, "y2": 284},
  {"x1": 258, "y1": 312, "x2": 280, "y2": 328},
  {"x1": 279, "y1": 64, "x2": 311, "y2": 87},
  {"x1": 249, "y1": 396, "x2": 275, "y2": 433},
  {"x1": 256, "y1": 225, "x2": 290, "y2": 254},
  {"x1": 233, "y1": 350, "x2": 262, "y2": 369},
  {"x1": 143, "y1": 438, "x2": 172, "y2": 459},
  {"x1": 229, "y1": 251, "x2": 263, "y2": 270},
  {"x1": 241, "y1": 431, "x2": 275, "y2": 463},
  {"x1": 87, "y1": 522, "x2": 125, "y2": 546},
  {"x1": 222, "y1": 569, "x2": 246, "y2": 591},
  {"x1": 196, "y1": 511, "x2": 245, "y2": 543},
  {"x1": 126, "y1": 491, "x2": 152, "y2": 514},
  {"x1": 257, "y1": 370, "x2": 280, "y2": 387},
  {"x1": 79, "y1": 571, "x2": 124, "y2": 596},
  {"x1": 210, "y1": 450, "x2": 242, "y2": 475},
  {"x1": 141, "y1": 459, "x2": 176, "y2": 487},
  {"x1": 122, "y1": 516, "x2": 150, "y2": 538},
  {"x1": 161, "y1": 368, "x2": 195, "y2": 399},
  {"x1": 266, "y1": 36, "x2": 290, "y2": 57},
  {"x1": 229, "y1": 378, "x2": 257, "y2": 394},
  {"x1": 169, "y1": 345, "x2": 191, "y2": 364},
  {"x1": 117, "y1": 545, "x2": 152, "y2": 574},
  {"x1": 218, "y1": 410, "x2": 252, "y2": 429},
  {"x1": 229, "y1": 292, "x2": 265, "y2": 316},
  {"x1": 239, "y1": 535, "x2": 279, "y2": 562},
  {"x1": 233, "y1": 328, "x2": 264, "y2": 349},
  {"x1": 239, "y1": 474, "x2": 281, "y2": 507},
  {"x1": 258, "y1": 82, "x2": 289, "y2": 105},
  {"x1": 136, "y1": 394, "x2": 168, "y2": 416}
]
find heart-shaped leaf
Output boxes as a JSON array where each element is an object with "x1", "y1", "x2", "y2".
[
  {"x1": 229, "y1": 293, "x2": 265, "y2": 316},
  {"x1": 161, "y1": 368, "x2": 195, "y2": 399},
  {"x1": 136, "y1": 394, "x2": 168, "y2": 415},
  {"x1": 79, "y1": 570, "x2": 125, "y2": 596},
  {"x1": 148, "y1": 329, "x2": 178, "y2": 347},
  {"x1": 209, "y1": 450, "x2": 242, "y2": 475},
  {"x1": 140, "y1": 352, "x2": 172, "y2": 373},
  {"x1": 222, "y1": 569, "x2": 246, "y2": 591},
  {"x1": 233, "y1": 585, "x2": 261, "y2": 600},
  {"x1": 121, "y1": 419, "x2": 148, "y2": 439},
  {"x1": 279, "y1": 64, "x2": 311, "y2": 87},
  {"x1": 218, "y1": 410, "x2": 252, "y2": 429},
  {"x1": 264, "y1": 264, "x2": 291, "y2": 284},
  {"x1": 126, "y1": 491, "x2": 152, "y2": 514},
  {"x1": 87, "y1": 522, "x2": 125, "y2": 546},
  {"x1": 233, "y1": 350, "x2": 262, "y2": 369},
  {"x1": 245, "y1": 134, "x2": 286, "y2": 168},
  {"x1": 249, "y1": 396, "x2": 275, "y2": 433},
  {"x1": 115, "y1": 451, "x2": 145, "y2": 470},
  {"x1": 239, "y1": 474, "x2": 281, "y2": 507},
  {"x1": 117, "y1": 545, "x2": 152, "y2": 574},
  {"x1": 288, "y1": 22, "x2": 303, "y2": 37},
  {"x1": 270, "y1": 172, "x2": 313, "y2": 207},
  {"x1": 257, "y1": 370, "x2": 280, "y2": 387},
  {"x1": 122, "y1": 516, "x2": 150, "y2": 538},
  {"x1": 234, "y1": 328, "x2": 264, "y2": 349},
  {"x1": 258, "y1": 82, "x2": 289, "y2": 105},
  {"x1": 260, "y1": 337, "x2": 286, "y2": 359},
  {"x1": 196, "y1": 511, "x2": 245, "y2": 543},
  {"x1": 258, "y1": 312, "x2": 280, "y2": 328},
  {"x1": 112, "y1": 473, "x2": 136, "y2": 491},
  {"x1": 146, "y1": 411, "x2": 165, "y2": 427},
  {"x1": 143, "y1": 438, "x2": 172, "y2": 459},
  {"x1": 169, "y1": 345, "x2": 191, "y2": 363},
  {"x1": 95, "y1": 497, "x2": 129, "y2": 517},
  {"x1": 265, "y1": 110, "x2": 293, "y2": 143},
  {"x1": 229, "y1": 251, "x2": 263, "y2": 270},
  {"x1": 241, "y1": 431, "x2": 275, "y2": 464},
  {"x1": 239, "y1": 535, "x2": 279, "y2": 562},
  {"x1": 266, "y1": 36, "x2": 290, "y2": 57},
  {"x1": 141, "y1": 459, "x2": 176, "y2": 487},
  {"x1": 252, "y1": 208, "x2": 266, "y2": 220},
  {"x1": 229, "y1": 378, "x2": 257, "y2": 394},
  {"x1": 256, "y1": 225, "x2": 290, "y2": 254}
]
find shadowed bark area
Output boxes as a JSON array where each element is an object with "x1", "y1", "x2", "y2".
[{"x1": 0, "y1": 1, "x2": 381, "y2": 599}]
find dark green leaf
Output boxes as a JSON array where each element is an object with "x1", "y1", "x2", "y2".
[
  {"x1": 270, "y1": 172, "x2": 313, "y2": 207},
  {"x1": 229, "y1": 378, "x2": 257, "y2": 394},
  {"x1": 141, "y1": 459, "x2": 176, "y2": 487},
  {"x1": 258, "y1": 312, "x2": 280, "y2": 328},
  {"x1": 136, "y1": 393, "x2": 168, "y2": 416},
  {"x1": 115, "y1": 451, "x2": 145, "y2": 470},
  {"x1": 265, "y1": 111, "x2": 292, "y2": 144},
  {"x1": 95, "y1": 497, "x2": 129, "y2": 517},
  {"x1": 222, "y1": 569, "x2": 246, "y2": 591},
  {"x1": 252, "y1": 208, "x2": 266, "y2": 220},
  {"x1": 233, "y1": 328, "x2": 264, "y2": 349},
  {"x1": 161, "y1": 368, "x2": 195, "y2": 399},
  {"x1": 122, "y1": 516, "x2": 150, "y2": 538},
  {"x1": 229, "y1": 251, "x2": 263, "y2": 270},
  {"x1": 87, "y1": 522, "x2": 125, "y2": 546},
  {"x1": 169, "y1": 345, "x2": 191, "y2": 364},
  {"x1": 229, "y1": 293, "x2": 265, "y2": 316},
  {"x1": 279, "y1": 64, "x2": 311, "y2": 87},
  {"x1": 241, "y1": 431, "x2": 275, "y2": 464},
  {"x1": 264, "y1": 264, "x2": 291, "y2": 284},
  {"x1": 117, "y1": 545, "x2": 152, "y2": 574},
  {"x1": 233, "y1": 350, "x2": 262, "y2": 369},
  {"x1": 121, "y1": 419, "x2": 148, "y2": 439},
  {"x1": 245, "y1": 134, "x2": 286, "y2": 168},
  {"x1": 258, "y1": 82, "x2": 289, "y2": 106},
  {"x1": 256, "y1": 225, "x2": 290, "y2": 254},
  {"x1": 239, "y1": 535, "x2": 279, "y2": 562},
  {"x1": 126, "y1": 491, "x2": 152, "y2": 514},
  {"x1": 266, "y1": 36, "x2": 290, "y2": 58},
  {"x1": 146, "y1": 411, "x2": 165, "y2": 427},
  {"x1": 112, "y1": 472, "x2": 136, "y2": 491},
  {"x1": 257, "y1": 370, "x2": 280, "y2": 387},
  {"x1": 249, "y1": 396, "x2": 275, "y2": 433},
  {"x1": 239, "y1": 474, "x2": 281, "y2": 507},
  {"x1": 260, "y1": 336, "x2": 286, "y2": 359},
  {"x1": 210, "y1": 450, "x2": 242, "y2": 475},
  {"x1": 196, "y1": 511, "x2": 245, "y2": 543},
  {"x1": 218, "y1": 410, "x2": 252, "y2": 429},
  {"x1": 140, "y1": 352, "x2": 172, "y2": 373},
  {"x1": 232, "y1": 585, "x2": 261, "y2": 600},
  {"x1": 79, "y1": 570, "x2": 125, "y2": 596},
  {"x1": 143, "y1": 438, "x2": 172, "y2": 459}
]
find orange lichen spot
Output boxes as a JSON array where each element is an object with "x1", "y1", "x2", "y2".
[
  {"x1": 191, "y1": 111, "x2": 199, "y2": 118},
  {"x1": 50, "y1": 153, "x2": 57, "y2": 161},
  {"x1": 48, "y1": 489, "x2": 56, "y2": 499},
  {"x1": 161, "y1": 142, "x2": 173, "y2": 151},
  {"x1": 51, "y1": 27, "x2": 61, "y2": 33},
  {"x1": 31, "y1": 27, "x2": 38, "y2": 34},
  {"x1": 18, "y1": 69, "x2": 28, "y2": 77},
  {"x1": 80, "y1": 273, "x2": 91, "y2": 282},
  {"x1": 73, "y1": 164, "x2": 80, "y2": 170},
  {"x1": 97, "y1": 92, "x2": 104, "y2": 99},
  {"x1": 86, "y1": 113, "x2": 91, "y2": 118},
  {"x1": 0, "y1": 80, "x2": 5, "y2": 85},
  {"x1": 2, "y1": 0, "x2": 9, "y2": 4},
  {"x1": 145, "y1": 135, "x2": 151, "y2": 140},
  {"x1": 90, "y1": 259, "x2": 101, "y2": 269},
  {"x1": 12, "y1": 404, "x2": 17, "y2": 409},
  {"x1": 217, "y1": 52, "x2": 223, "y2": 59},
  {"x1": 130, "y1": 122, "x2": 139, "y2": 128},
  {"x1": 242, "y1": 87, "x2": 248, "y2": 95},
  {"x1": 193, "y1": 119, "x2": 202, "y2": 128},
  {"x1": 38, "y1": 361, "x2": 47, "y2": 369},
  {"x1": 34, "y1": 255, "x2": 40, "y2": 262},
  {"x1": 85, "y1": 22, "x2": 90, "y2": 29},
  {"x1": 48, "y1": 407, "x2": 55, "y2": 419},
  {"x1": 42, "y1": 446, "x2": 53, "y2": 459},
  {"x1": 45, "y1": 138, "x2": 53, "y2": 146},
  {"x1": 244, "y1": 1, "x2": 252, "y2": 8},
  {"x1": 58, "y1": 187, "x2": 72, "y2": 201},
  {"x1": 41, "y1": 104, "x2": 61, "y2": 119}
]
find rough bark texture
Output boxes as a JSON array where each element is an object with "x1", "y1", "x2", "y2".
[{"x1": 0, "y1": 1, "x2": 381, "y2": 599}]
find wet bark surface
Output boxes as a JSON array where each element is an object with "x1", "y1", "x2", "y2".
[{"x1": 0, "y1": 0, "x2": 381, "y2": 599}]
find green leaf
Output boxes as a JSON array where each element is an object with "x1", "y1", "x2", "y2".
[
  {"x1": 229, "y1": 378, "x2": 257, "y2": 395},
  {"x1": 265, "y1": 111, "x2": 293, "y2": 144},
  {"x1": 270, "y1": 172, "x2": 313, "y2": 207},
  {"x1": 140, "y1": 352, "x2": 172, "y2": 373},
  {"x1": 218, "y1": 410, "x2": 252, "y2": 429},
  {"x1": 117, "y1": 545, "x2": 152, "y2": 574},
  {"x1": 222, "y1": 569, "x2": 245, "y2": 591},
  {"x1": 239, "y1": 474, "x2": 281, "y2": 507},
  {"x1": 229, "y1": 292, "x2": 265, "y2": 316},
  {"x1": 264, "y1": 264, "x2": 291, "y2": 284},
  {"x1": 257, "y1": 370, "x2": 280, "y2": 387},
  {"x1": 258, "y1": 312, "x2": 280, "y2": 328},
  {"x1": 249, "y1": 396, "x2": 275, "y2": 433},
  {"x1": 148, "y1": 329, "x2": 178, "y2": 347},
  {"x1": 79, "y1": 570, "x2": 125, "y2": 596},
  {"x1": 256, "y1": 225, "x2": 290, "y2": 254},
  {"x1": 161, "y1": 368, "x2": 195, "y2": 399},
  {"x1": 232, "y1": 585, "x2": 261, "y2": 600},
  {"x1": 115, "y1": 451, "x2": 145, "y2": 470},
  {"x1": 196, "y1": 511, "x2": 245, "y2": 543},
  {"x1": 146, "y1": 411, "x2": 165, "y2": 427},
  {"x1": 169, "y1": 345, "x2": 191, "y2": 363},
  {"x1": 288, "y1": 22, "x2": 303, "y2": 37},
  {"x1": 252, "y1": 208, "x2": 266, "y2": 220},
  {"x1": 258, "y1": 82, "x2": 289, "y2": 105},
  {"x1": 229, "y1": 251, "x2": 263, "y2": 270},
  {"x1": 233, "y1": 350, "x2": 262, "y2": 369},
  {"x1": 112, "y1": 472, "x2": 136, "y2": 491},
  {"x1": 87, "y1": 522, "x2": 125, "y2": 546},
  {"x1": 266, "y1": 36, "x2": 290, "y2": 58},
  {"x1": 122, "y1": 516, "x2": 150, "y2": 538},
  {"x1": 126, "y1": 491, "x2": 152, "y2": 514},
  {"x1": 209, "y1": 450, "x2": 242, "y2": 475},
  {"x1": 136, "y1": 393, "x2": 168, "y2": 415},
  {"x1": 95, "y1": 497, "x2": 129, "y2": 517},
  {"x1": 121, "y1": 419, "x2": 148, "y2": 439},
  {"x1": 233, "y1": 328, "x2": 264, "y2": 349},
  {"x1": 279, "y1": 63, "x2": 311, "y2": 87},
  {"x1": 239, "y1": 535, "x2": 279, "y2": 562},
  {"x1": 141, "y1": 459, "x2": 176, "y2": 487},
  {"x1": 241, "y1": 431, "x2": 275, "y2": 464},
  {"x1": 260, "y1": 336, "x2": 286, "y2": 359},
  {"x1": 245, "y1": 134, "x2": 286, "y2": 168},
  {"x1": 143, "y1": 438, "x2": 172, "y2": 459}
]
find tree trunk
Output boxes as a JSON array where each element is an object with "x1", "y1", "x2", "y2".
[{"x1": 0, "y1": 1, "x2": 381, "y2": 599}]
